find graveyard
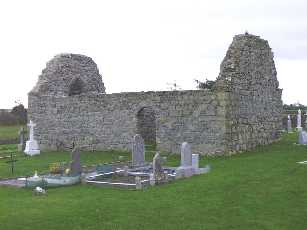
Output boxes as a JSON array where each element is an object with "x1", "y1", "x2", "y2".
[
  {"x1": 1, "y1": 32, "x2": 306, "y2": 229},
  {"x1": 0, "y1": 131, "x2": 307, "y2": 229}
]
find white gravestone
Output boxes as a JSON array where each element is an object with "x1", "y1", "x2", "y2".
[
  {"x1": 192, "y1": 154, "x2": 199, "y2": 170},
  {"x1": 132, "y1": 134, "x2": 145, "y2": 166},
  {"x1": 297, "y1": 109, "x2": 302, "y2": 131},
  {"x1": 24, "y1": 120, "x2": 40, "y2": 156},
  {"x1": 298, "y1": 130, "x2": 307, "y2": 145},
  {"x1": 181, "y1": 142, "x2": 192, "y2": 167},
  {"x1": 287, "y1": 115, "x2": 292, "y2": 133},
  {"x1": 176, "y1": 142, "x2": 195, "y2": 178}
]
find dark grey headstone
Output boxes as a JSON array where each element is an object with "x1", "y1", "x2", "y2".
[
  {"x1": 287, "y1": 115, "x2": 292, "y2": 133},
  {"x1": 70, "y1": 147, "x2": 82, "y2": 175},
  {"x1": 18, "y1": 127, "x2": 26, "y2": 151},
  {"x1": 132, "y1": 134, "x2": 145, "y2": 166},
  {"x1": 153, "y1": 152, "x2": 164, "y2": 182}
]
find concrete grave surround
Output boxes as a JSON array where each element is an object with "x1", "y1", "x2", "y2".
[
  {"x1": 132, "y1": 134, "x2": 145, "y2": 166},
  {"x1": 28, "y1": 34, "x2": 283, "y2": 155}
]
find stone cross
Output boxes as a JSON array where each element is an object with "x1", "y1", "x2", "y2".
[
  {"x1": 153, "y1": 152, "x2": 164, "y2": 182},
  {"x1": 297, "y1": 109, "x2": 302, "y2": 130},
  {"x1": 132, "y1": 134, "x2": 145, "y2": 166},
  {"x1": 70, "y1": 146, "x2": 82, "y2": 175},
  {"x1": 24, "y1": 120, "x2": 40, "y2": 156},
  {"x1": 28, "y1": 120, "x2": 36, "y2": 142},
  {"x1": 181, "y1": 142, "x2": 192, "y2": 167},
  {"x1": 287, "y1": 114, "x2": 292, "y2": 133}
]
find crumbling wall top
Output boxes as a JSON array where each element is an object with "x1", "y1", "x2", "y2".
[
  {"x1": 214, "y1": 33, "x2": 279, "y2": 91},
  {"x1": 30, "y1": 53, "x2": 105, "y2": 96}
]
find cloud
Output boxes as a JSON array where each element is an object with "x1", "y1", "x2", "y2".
[{"x1": 0, "y1": 0, "x2": 306, "y2": 108}]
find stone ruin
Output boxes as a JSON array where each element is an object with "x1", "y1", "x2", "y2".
[{"x1": 27, "y1": 33, "x2": 283, "y2": 155}]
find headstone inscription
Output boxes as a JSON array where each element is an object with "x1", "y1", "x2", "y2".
[{"x1": 132, "y1": 134, "x2": 145, "y2": 166}]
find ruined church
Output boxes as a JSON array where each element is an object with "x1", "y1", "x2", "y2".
[{"x1": 28, "y1": 33, "x2": 283, "y2": 155}]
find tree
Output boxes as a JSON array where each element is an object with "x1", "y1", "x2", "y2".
[
  {"x1": 11, "y1": 104, "x2": 27, "y2": 124},
  {"x1": 194, "y1": 79, "x2": 215, "y2": 90}
]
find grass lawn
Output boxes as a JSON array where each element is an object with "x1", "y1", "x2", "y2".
[
  {"x1": 1, "y1": 133, "x2": 307, "y2": 229},
  {"x1": 0, "y1": 125, "x2": 26, "y2": 140}
]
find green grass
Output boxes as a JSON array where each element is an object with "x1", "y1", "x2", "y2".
[
  {"x1": 0, "y1": 125, "x2": 26, "y2": 140},
  {"x1": 1, "y1": 133, "x2": 307, "y2": 229}
]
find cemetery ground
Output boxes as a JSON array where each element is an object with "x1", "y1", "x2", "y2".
[
  {"x1": 0, "y1": 125, "x2": 26, "y2": 141},
  {"x1": 0, "y1": 133, "x2": 307, "y2": 229}
]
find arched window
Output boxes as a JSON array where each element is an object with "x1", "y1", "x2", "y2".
[
  {"x1": 68, "y1": 78, "x2": 84, "y2": 96},
  {"x1": 136, "y1": 107, "x2": 156, "y2": 145}
]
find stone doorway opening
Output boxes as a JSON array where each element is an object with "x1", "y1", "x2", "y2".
[{"x1": 136, "y1": 107, "x2": 156, "y2": 146}]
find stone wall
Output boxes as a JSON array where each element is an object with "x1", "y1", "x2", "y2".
[
  {"x1": 28, "y1": 33, "x2": 283, "y2": 155},
  {"x1": 215, "y1": 33, "x2": 283, "y2": 152},
  {"x1": 28, "y1": 90, "x2": 228, "y2": 155}
]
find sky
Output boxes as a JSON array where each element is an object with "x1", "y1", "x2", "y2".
[{"x1": 0, "y1": 0, "x2": 306, "y2": 108}]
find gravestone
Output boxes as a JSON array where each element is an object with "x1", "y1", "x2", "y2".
[
  {"x1": 70, "y1": 147, "x2": 82, "y2": 175},
  {"x1": 18, "y1": 127, "x2": 26, "y2": 152},
  {"x1": 132, "y1": 134, "x2": 145, "y2": 166},
  {"x1": 192, "y1": 154, "x2": 199, "y2": 170},
  {"x1": 305, "y1": 111, "x2": 307, "y2": 129},
  {"x1": 153, "y1": 152, "x2": 164, "y2": 182},
  {"x1": 24, "y1": 120, "x2": 40, "y2": 156},
  {"x1": 287, "y1": 115, "x2": 292, "y2": 133},
  {"x1": 175, "y1": 142, "x2": 194, "y2": 178},
  {"x1": 181, "y1": 142, "x2": 192, "y2": 167},
  {"x1": 297, "y1": 109, "x2": 302, "y2": 131},
  {"x1": 298, "y1": 130, "x2": 307, "y2": 145},
  {"x1": 135, "y1": 176, "x2": 142, "y2": 190}
]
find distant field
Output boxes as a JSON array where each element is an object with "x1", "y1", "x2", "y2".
[
  {"x1": 0, "y1": 125, "x2": 26, "y2": 140},
  {"x1": 1, "y1": 133, "x2": 307, "y2": 230}
]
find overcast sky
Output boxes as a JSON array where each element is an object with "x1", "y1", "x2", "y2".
[{"x1": 0, "y1": 0, "x2": 306, "y2": 108}]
